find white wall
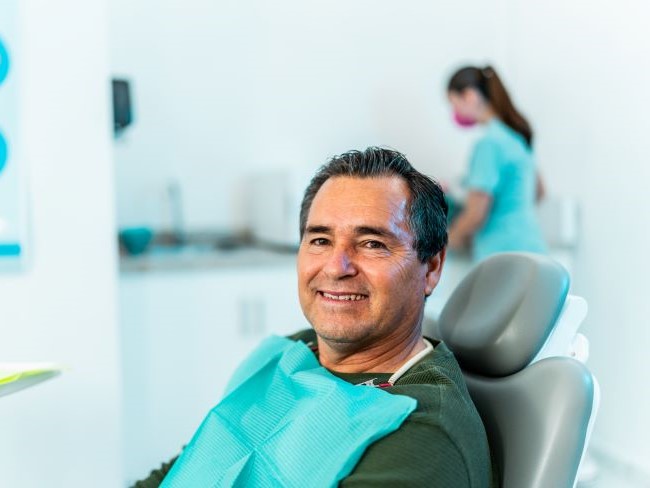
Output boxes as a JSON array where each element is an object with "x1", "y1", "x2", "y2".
[
  {"x1": 0, "y1": 1, "x2": 123, "y2": 486},
  {"x1": 110, "y1": 0, "x2": 508, "y2": 231},
  {"x1": 502, "y1": 0, "x2": 650, "y2": 474}
]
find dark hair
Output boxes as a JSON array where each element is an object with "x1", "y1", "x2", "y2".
[
  {"x1": 299, "y1": 147, "x2": 448, "y2": 262},
  {"x1": 448, "y1": 65, "x2": 533, "y2": 147}
]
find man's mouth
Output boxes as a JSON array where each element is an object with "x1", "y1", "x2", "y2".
[{"x1": 318, "y1": 291, "x2": 368, "y2": 302}]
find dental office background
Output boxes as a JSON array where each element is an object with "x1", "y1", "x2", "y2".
[{"x1": 1, "y1": 0, "x2": 649, "y2": 486}]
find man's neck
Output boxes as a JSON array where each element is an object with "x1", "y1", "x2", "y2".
[{"x1": 316, "y1": 331, "x2": 427, "y2": 374}]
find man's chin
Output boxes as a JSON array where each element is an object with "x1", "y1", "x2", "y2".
[{"x1": 312, "y1": 323, "x2": 374, "y2": 346}]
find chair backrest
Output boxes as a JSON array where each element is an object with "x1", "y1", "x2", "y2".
[{"x1": 433, "y1": 252, "x2": 598, "y2": 488}]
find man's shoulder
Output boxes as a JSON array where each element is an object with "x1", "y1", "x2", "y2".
[
  {"x1": 346, "y1": 345, "x2": 493, "y2": 488},
  {"x1": 395, "y1": 339, "x2": 465, "y2": 387},
  {"x1": 391, "y1": 339, "x2": 475, "y2": 415},
  {"x1": 384, "y1": 341, "x2": 493, "y2": 487}
]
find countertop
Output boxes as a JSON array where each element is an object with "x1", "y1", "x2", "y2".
[{"x1": 119, "y1": 243, "x2": 298, "y2": 273}]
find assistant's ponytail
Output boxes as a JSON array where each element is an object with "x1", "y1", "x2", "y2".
[
  {"x1": 482, "y1": 66, "x2": 533, "y2": 147},
  {"x1": 448, "y1": 65, "x2": 533, "y2": 147}
]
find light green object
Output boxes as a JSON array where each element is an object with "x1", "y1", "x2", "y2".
[
  {"x1": 161, "y1": 335, "x2": 417, "y2": 488},
  {"x1": 0, "y1": 363, "x2": 62, "y2": 397}
]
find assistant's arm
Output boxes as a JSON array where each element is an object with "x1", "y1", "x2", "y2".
[{"x1": 447, "y1": 191, "x2": 492, "y2": 250}]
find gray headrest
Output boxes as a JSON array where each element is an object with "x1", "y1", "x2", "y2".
[{"x1": 438, "y1": 252, "x2": 569, "y2": 377}]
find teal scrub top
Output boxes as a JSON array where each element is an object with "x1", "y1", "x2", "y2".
[{"x1": 464, "y1": 118, "x2": 547, "y2": 262}]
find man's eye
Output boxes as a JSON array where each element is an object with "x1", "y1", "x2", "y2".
[
  {"x1": 364, "y1": 240, "x2": 387, "y2": 250},
  {"x1": 310, "y1": 238, "x2": 329, "y2": 246}
]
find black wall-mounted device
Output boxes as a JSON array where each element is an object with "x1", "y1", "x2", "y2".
[{"x1": 112, "y1": 78, "x2": 133, "y2": 134}]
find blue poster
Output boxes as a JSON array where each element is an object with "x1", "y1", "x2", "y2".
[{"x1": 0, "y1": 1, "x2": 27, "y2": 271}]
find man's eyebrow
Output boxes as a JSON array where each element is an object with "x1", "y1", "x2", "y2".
[
  {"x1": 354, "y1": 226, "x2": 398, "y2": 240},
  {"x1": 304, "y1": 225, "x2": 332, "y2": 235},
  {"x1": 304, "y1": 225, "x2": 399, "y2": 241}
]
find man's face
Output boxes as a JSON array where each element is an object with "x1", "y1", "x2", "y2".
[{"x1": 297, "y1": 176, "x2": 442, "y2": 347}]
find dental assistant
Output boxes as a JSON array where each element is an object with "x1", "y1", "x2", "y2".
[{"x1": 446, "y1": 65, "x2": 547, "y2": 262}]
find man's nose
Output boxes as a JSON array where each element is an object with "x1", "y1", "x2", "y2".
[{"x1": 323, "y1": 246, "x2": 358, "y2": 278}]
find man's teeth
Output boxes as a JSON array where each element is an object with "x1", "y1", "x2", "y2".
[{"x1": 322, "y1": 292, "x2": 365, "y2": 301}]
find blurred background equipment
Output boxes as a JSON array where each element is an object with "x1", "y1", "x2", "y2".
[
  {"x1": 0, "y1": 7, "x2": 28, "y2": 272},
  {"x1": 112, "y1": 78, "x2": 133, "y2": 135}
]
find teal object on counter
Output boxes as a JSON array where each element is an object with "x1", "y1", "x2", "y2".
[
  {"x1": 118, "y1": 227, "x2": 153, "y2": 255},
  {"x1": 464, "y1": 118, "x2": 547, "y2": 261},
  {"x1": 161, "y1": 336, "x2": 417, "y2": 488}
]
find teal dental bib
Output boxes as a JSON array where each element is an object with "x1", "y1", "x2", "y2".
[{"x1": 161, "y1": 335, "x2": 417, "y2": 487}]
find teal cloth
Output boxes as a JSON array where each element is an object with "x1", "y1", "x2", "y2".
[
  {"x1": 161, "y1": 336, "x2": 417, "y2": 488},
  {"x1": 464, "y1": 118, "x2": 547, "y2": 261}
]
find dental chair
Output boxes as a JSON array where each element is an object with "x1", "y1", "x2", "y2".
[{"x1": 428, "y1": 252, "x2": 599, "y2": 488}]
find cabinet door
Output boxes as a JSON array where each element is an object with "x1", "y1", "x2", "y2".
[{"x1": 120, "y1": 270, "x2": 245, "y2": 483}]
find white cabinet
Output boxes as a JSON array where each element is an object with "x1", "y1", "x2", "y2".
[{"x1": 119, "y1": 261, "x2": 309, "y2": 484}]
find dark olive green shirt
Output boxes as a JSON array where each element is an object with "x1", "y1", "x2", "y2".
[{"x1": 134, "y1": 330, "x2": 494, "y2": 487}]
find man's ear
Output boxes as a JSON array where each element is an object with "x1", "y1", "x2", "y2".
[{"x1": 424, "y1": 248, "x2": 446, "y2": 297}]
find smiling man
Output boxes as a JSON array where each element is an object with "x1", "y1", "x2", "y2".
[
  {"x1": 298, "y1": 172, "x2": 442, "y2": 373},
  {"x1": 291, "y1": 148, "x2": 493, "y2": 487},
  {"x1": 134, "y1": 147, "x2": 493, "y2": 488}
]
